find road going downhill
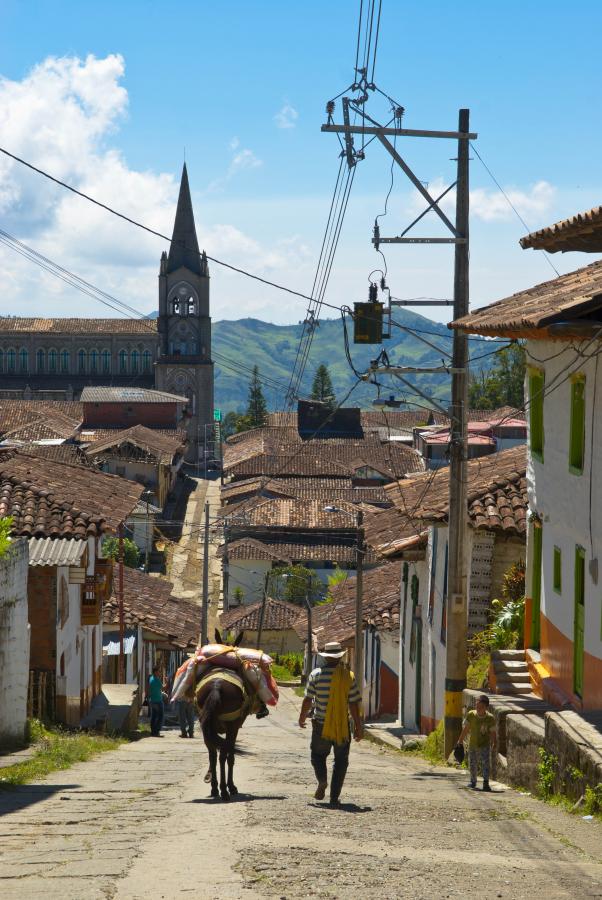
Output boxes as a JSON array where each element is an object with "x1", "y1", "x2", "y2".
[{"x1": 1, "y1": 689, "x2": 602, "y2": 899}]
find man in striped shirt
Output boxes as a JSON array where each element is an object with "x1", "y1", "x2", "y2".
[{"x1": 298, "y1": 641, "x2": 363, "y2": 807}]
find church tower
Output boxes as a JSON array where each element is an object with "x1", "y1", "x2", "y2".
[{"x1": 155, "y1": 164, "x2": 214, "y2": 464}]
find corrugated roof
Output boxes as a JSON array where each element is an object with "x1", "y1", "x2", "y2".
[
  {"x1": 81, "y1": 386, "x2": 187, "y2": 403},
  {"x1": 28, "y1": 537, "x2": 87, "y2": 567},
  {"x1": 452, "y1": 259, "x2": 602, "y2": 338},
  {"x1": 520, "y1": 205, "x2": 602, "y2": 253}
]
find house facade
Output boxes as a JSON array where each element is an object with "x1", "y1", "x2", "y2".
[
  {"x1": 364, "y1": 447, "x2": 527, "y2": 733},
  {"x1": 0, "y1": 538, "x2": 29, "y2": 747},
  {"x1": 454, "y1": 255, "x2": 602, "y2": 711}
]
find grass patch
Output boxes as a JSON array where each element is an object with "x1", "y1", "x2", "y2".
[
  {"x1": 0, "y1": 720, "x2": 125, "y2": 788},
  {"x1": 294, "y1": 685, "x2": 305, "y2": 697},
  {"x1": 467, "y1": 653, "x2": 490, "y2": 690},
  {"x1": 418, "y1": 720, "x2": 445, "y2": 764},
  {"x1": 272, "y1": 663, "x2": 299, "y2": 682}
]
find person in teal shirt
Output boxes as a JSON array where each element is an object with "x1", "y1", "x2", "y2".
[{"x1": 149, "y1": 666, "x2": 164, "y2": 736}]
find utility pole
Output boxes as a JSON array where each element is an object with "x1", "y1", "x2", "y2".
[
  {"x1": 200, "y1": 501, "x2": 210, "y2": 646},
  {"x1": 444, "y1": 109, "x2": 470, "y2": 757},
  {"x1": 118, "y1": 523, "x2": 125, "y2": 684},
  {"x1": 323, "y1": 98, "x2": 474, "y2": 748},
  {"x1": 256, "y1": 571, "x2": 271, "y2": 648},
  {"x1": 305, "y1": 589, "x2": 313, "y2": 683},
  {"x1": 222, "y1": 523, "x2": 230, "y2": 614},
  {"x1": 144, "y1": 492, "x2": 151, "y2": 574},
  {"x1": 355, "y1": 510, "x2": 365, "y2": 685}
]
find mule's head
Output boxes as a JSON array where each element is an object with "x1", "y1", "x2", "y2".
[{"x1": 214, "y1": 628, "x2": 244, "y2": 647}]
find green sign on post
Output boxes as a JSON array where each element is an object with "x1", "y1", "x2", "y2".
[{"x1": 213, "y1": 408, "x2": 221, "y2": 422}]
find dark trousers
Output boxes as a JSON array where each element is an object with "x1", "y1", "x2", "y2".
[
  {"x1": 178, "y1": 700, "x2": 195, "y2": 736},
  {"x1": 150, "y1": 701, "x2": 163, "y2": 735},
  {"x1": 311, "y1": 720, "x2": 350, "y2": 802}
]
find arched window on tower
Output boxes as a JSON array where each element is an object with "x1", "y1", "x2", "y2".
[
  {"x1": 119, "y1": 350, "x2": 128, "y2": 373},
  {"x1": 36, "y1": 348, "x2": 45, "y2": 373},
  {"x1": 187, "y1": 296, "x2": 197, "y2": 315},
  {"x1": 78, "y1": 349, "x2": 87, "y2": 374},
  {"x1": 60, "y1": 349, "x2": 70, "y2": 373},
  {"x1": 131, "y1": 350, "x2": 139, "y2": 374},
  {"x1": 89, "y1": 349, "x2": 98, "y2": 373},
  {"x1": 19, "y1": 348, "x2": 28, "y2": 373},
  {"x1": 102, "y1": 349, "x2": 111, "y2": 374},
  {"x1": 48, "y1": 349, "x2": 57, "y2": 373},
  {"x1": 142, "y1": 349, "x2": 152, "y2": 372},
  {"x1": 171, "y1": 298, "x2": 180, "y2": 316}
]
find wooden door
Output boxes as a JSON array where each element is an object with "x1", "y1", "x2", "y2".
[{"x1": 573, "y1": 546, "x2": 585, "y2": 698}]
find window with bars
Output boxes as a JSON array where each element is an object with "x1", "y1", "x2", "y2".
[
  {"x1": 569, "y1": 375, "x2": 586, "y2": 475},
  {"x1": 553, "y1": 546, "x2": 562, "y2": 593},
  {"x1": 528, "y1": 368, "x2": 544, "y2": 462}
]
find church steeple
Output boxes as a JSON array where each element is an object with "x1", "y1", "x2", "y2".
[{"x1": 167, "y1": 163, "x2": 202, "y2": 275}]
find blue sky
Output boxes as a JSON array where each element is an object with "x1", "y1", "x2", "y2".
[{"x1": 0, "y1": 0, "x2": 601, "y2": 324}]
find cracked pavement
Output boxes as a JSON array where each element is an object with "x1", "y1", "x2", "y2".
[{"x1": 1, "y1": 689, "x2": 602, "y2": 899}]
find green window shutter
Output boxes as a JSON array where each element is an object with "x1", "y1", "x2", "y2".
[
  {"x1": 553, "y1": 546, "x2": 562, "y2": 593},
  {"x1": 529, "y1": 370, "x2": 544, "y2": 462},
  {"x1": 569, "y1": 376, "x2": 586, "y2": 474}
]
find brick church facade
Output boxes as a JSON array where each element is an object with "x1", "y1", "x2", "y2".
[{"x1": 0, "y1": 165, "x2": 214, "y2": 463}]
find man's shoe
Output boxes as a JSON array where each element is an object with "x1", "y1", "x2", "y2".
[
  {"x1": 482, "y1": 781, "x2": 492, "y2": 792},
  {"x1": 180, "y1": 733, "x2": 187, "y2": 738},
  {"x1": 188, "y1": 732, "x2": 194, "y2": 738},
  {"x1": 328, "y1": 798, "x2": 341, "y2": 809},
  {"x1": 314, "y1": 781, "x2": 327, "y2": 800},
  {"x1": 469, "y1": 781, "x2": 477, "y2": 789}
]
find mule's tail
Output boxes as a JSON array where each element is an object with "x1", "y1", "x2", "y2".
[{"x1": 199, "y1": 685, "x2": 227, "y2": 751}]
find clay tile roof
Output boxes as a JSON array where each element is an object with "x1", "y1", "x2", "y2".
[
  {"x1": 104, "y1": 567, "x2": 199, "y2": 649},
  {"x1": 520, "y1": 205, "x2": 602, "y2": 253},
  {"x1": 0, "y1": 400, "x2": 82, "y2": 442},
  {"x1": 0, "y1": 317, "x2": 158, "y2": 335},
  {"x1": 220, "y1": 475, "x2": 388, "y2": 506},
  {"x1": 221, "y1": 536, "x2": 376, "y2": 565},
  {"x1": 219, "y1": 597, "x2": 303, "y2": 633},
  {"x1": 452, "y1": 259, "x2": 602, "y2": 338},
  {"x1": 84, "y1": 423, "x2": 185, "y2": 463},
  {"x1": 364, "y1": 446, "x2": 527, "y2": 553},
  {"x1": 222, "y1": 497, "x2": 360, "y2": 530},
  {"x1": 223, "y1": 427, "x2": 424, "y2": 480},
  {"x1": 295, "y1": 561, "x2": 401, "y2": 646},
  {"x1": 0, "y1": 449, "x2": 143, "y2": 538}
]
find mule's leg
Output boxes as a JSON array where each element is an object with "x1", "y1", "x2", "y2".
[
  {"x1": 227, "y1": 748, "x2": 237, "y2": 795},
  {"x1": 219, "y1": 747, "x2": 230, "y2": 801},
  {"x1": 208, "y1": 747, "x2": 219, "y2": 798}
]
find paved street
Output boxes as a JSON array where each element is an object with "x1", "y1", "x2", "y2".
[{"x1": 1, "y1": 689, "x2": 602, "y2": 899}]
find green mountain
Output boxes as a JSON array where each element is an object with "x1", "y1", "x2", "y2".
[{"x1": 212, "y1": 311, "x2": 497, "y2": 414}]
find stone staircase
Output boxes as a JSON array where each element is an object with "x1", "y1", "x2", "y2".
[{"x1": 490, "y1": 649, "x2": 534, "y2": 696}]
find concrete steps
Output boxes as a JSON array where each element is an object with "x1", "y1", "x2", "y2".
[{"x1": 491, "y1": 649, "x2": 534, "y2": 696}]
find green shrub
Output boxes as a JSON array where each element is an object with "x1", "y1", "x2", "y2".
[
  {"x1": 538, "y1": 748, "x2": 558, "y2": 798},
  {"x1": 0, "y1": 517, "x2": 14, "y2": 559}
]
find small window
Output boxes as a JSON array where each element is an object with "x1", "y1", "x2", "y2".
[
  {"x1": 48, "y1": 349, "x2": 57, "y2": 373},
  {"x1": 7, "y1": 349, "x2": 15, "y2": 372},
  {"x1": 119, "y1": 350, "x2": 128, "y2": 373},
  {"x1": 528, "y1": 369, "x2": 544, "y2": 462},
  {"x1": 89, "y1": 349, "x2": 98, "y2": 373},
  {"x1": 142, "y1": 350, "x2": 151, "y2": 371},
  {"x1": 19, "y1": 348, "x2": 28, "y2": 373},
  {"x1": 36, "y1": 348, "x2": 45, "y2": 373},
  {"x1": 61, "y1": 350, "x2": 70, "y2": 373},
  {"x1": 569, "y1": 375, "x2": 586, "y2": 475},
  {"x1": 78, "y1": 349, "x2": 87, "y2": 373},
  {"x1": 102, "y1": 349, "x2": 111, "y2": 373},
  {"x1": 553, "y1": 546, "x2": 562, "y2": 593}
]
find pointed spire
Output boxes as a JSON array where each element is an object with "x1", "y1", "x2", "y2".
[{"x1": 167, "y1": 163, "x2": 202, "y2": 275}]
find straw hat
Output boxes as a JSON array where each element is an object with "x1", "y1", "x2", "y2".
[{"x1": 319, "y1": 641, "x2": 346, "y2": 660}]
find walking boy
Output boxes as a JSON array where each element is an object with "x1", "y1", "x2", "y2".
[
  {"x1": 298, "y1": 641, "x2": 363, "y2": 808},
  {"x1": 456, "y1": 694, "x2": 496, "y2": 791}
]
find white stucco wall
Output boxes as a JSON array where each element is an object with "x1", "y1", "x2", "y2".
[
  {"x1": 526, "y1": 339, "x2": 602, "y2": 671},
  {"x1": 0, "y1": 539, "x2": 30, "y2": 746}
]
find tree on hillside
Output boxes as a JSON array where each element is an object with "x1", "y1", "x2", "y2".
[
  {"x1": 310, "y1": 364, "x2": 336, "y2": 408},
  {"x1": 244, "y1": 366, "x2": 268, "y2": 428},
  {"x1": 468, "y1": 343, "x2": 525, "y2": 410},
  {"x1": 268, "y1": 564, "x2": 324, "y2": 606}
]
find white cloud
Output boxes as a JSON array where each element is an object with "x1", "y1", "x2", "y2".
[
  {"x1": 407, "y1": 177, "x2": 555, "y2": 224},
  {"x1": 274, "y1": 103, "x2": 298, "y2": 130},
  {"x1": 0, "y1": 55, "x2": 297, "y2": 321}
]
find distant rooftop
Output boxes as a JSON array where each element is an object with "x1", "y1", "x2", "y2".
[
  {"x1": 80, "y1": 386, "x2": 188, "y2": 404},
  {"x1": 520, "y1": 205, "x2": 602, "y2": 253}
]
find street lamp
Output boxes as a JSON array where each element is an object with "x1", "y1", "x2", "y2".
[{"x1": 323, "y1": 505, "x2": 365, "y2": 687}]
